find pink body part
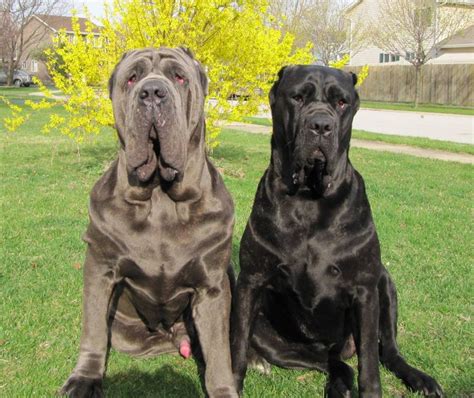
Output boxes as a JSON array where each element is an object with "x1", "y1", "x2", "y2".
[{"x1": 179, "y1": 338, "x2": 192, "y2": 359}]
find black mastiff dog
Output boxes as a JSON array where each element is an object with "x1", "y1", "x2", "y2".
[
  {"x1": 231, "y1": 65, "x2": 444, "y2": 397},
  {"x1": 60, "y1": 48, "x2": 237, "y2": 398}
]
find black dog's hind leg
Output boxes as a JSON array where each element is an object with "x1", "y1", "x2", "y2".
[
  {"x1": 250, "y1": 312, "x2": 329, "y2": 371},
  {"x1": 378, "y1": 269, "x2": 444, "y2": 397},
  {"x1": 251, "y1": 313, "x2": 354, "y2": 398}
]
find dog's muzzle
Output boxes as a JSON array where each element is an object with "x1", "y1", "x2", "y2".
[
  {"x1": 306, "y1": 113, "x2": 335, "y2": 137},
  {"x1": 138, "y1": 79, "x2": 169, "y2": 107},
  {"x1": 126, "y1": 78, "x2": 185, "y2": 184},
  {"x1": 290, "y1": 112, "x2": 338, "y2": 196}
]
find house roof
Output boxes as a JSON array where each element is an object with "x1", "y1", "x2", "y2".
[
  {"x1": 345, "y1": 0, "x2": 474, "y2": 14},
  {"x1": 33, "y1": 14, "x2": 101, "y2": 34},
  {"x1": 439, "y1": 25, "x2": 474, "y2": 48},
  {"x1": 344, "y1": 0, "x2": 363, "y2": 15}
]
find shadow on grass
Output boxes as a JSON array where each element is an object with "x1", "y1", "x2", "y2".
[
  {"x1": 104, "y1": 365, "x2": 202, "y2": 398},
  {"x1": 52, "y1": 142, "x2": 118, "y2": 176},
  {"x1": 212, "y1": 143, "x2": 246, "y2": 163}
]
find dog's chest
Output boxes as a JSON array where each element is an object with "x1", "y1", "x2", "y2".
[{"x1": 270, "y1": 197, "x2": 378, "y2": 275}]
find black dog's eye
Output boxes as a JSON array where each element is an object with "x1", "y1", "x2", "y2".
[
  {"x1": 175, "y1": 73, "x2": 186, "y2": 85},
  {"x1": 337, "y1": 99, "x2": 347, "y2": 110},
  {"x1": 128, "y1": 74, "x2": 137, "y2": 86},
  {"x1": 328, "y1": 265, "x2": 341, "y2": 277},
  {"x1": 292, "y1": 95, "x2": 304, "y2": 104}
]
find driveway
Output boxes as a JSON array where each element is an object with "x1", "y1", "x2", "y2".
[{"x1": 353, "y1": 109, "x2": 473, "y2": 144}]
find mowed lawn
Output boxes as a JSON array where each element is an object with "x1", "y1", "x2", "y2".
[{"x1": 1, "y1": 105, "x2": 473, "y2": 397}]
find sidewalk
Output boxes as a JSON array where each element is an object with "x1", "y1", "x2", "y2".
[{"x1": 223, "y1": 122, "x2": 474, "y2": 165}]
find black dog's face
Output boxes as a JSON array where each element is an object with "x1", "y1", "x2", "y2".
[
  {"x1": 270, "y1": 65, "x2": 359, "y2": 196},
  {"x1": 109, "y1": 47, "x2": 208, "y2": 184}
]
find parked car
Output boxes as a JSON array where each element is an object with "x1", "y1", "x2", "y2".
[{"x1": 0, "y1": 69, "x2": 33, "y2": 87}]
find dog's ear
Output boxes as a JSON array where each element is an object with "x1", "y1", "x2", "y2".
[
  {"x1": 195, "y1": 60, "x2": 209, "y2": 96},
  {"x1": 350, "y1": 72, "x2": 357, "y2": 86},
  {"x1": 180, "y1": 47, "x2": 209, "y2": 96},
  {"x1": 108, "y1": 51, "x2": 132, "y2": 100},
  {"x1": 269, "y1": 65, "x2": 288, "y2": 106},
  {"x1": 179, "y1": 46, "x2": 195, "y2": 59}
]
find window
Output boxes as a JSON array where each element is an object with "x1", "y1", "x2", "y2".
[{"x1": 380, "y1": 53, "x2": 400, "y2": 63}]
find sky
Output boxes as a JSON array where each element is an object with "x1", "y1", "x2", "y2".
[
  {"x1": 70, "y1": 0, "x2": 106, "y2": 20},
  {"x1": 70, "y1": 0, "x2": 356, "y2": 21}
]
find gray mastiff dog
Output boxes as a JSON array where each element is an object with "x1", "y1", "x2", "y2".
[{"x1": 60, "y1": 47, "x2": 237, "y2": 398}]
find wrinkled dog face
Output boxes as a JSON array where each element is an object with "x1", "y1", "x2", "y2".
[
  {"x1": 109, "y1": 47, "x2": 208, "y2": 184},
  {"x1": 270, "y1": 66, "x2": 359, "y2": 196}
]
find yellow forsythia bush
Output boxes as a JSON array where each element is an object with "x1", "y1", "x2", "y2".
[
  {"x1": 12, "y1": 0, "x2": 314, "y2": 148},
  {"x1": 2, "y1": 1, "x2": 369, "y2": 148}
]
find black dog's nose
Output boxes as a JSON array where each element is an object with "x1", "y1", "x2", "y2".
[
  {"x1": 139, "y1": 80, "x2": 168, "y2": 103},
  {"x1": 307, "y1": 114, "x2": 334, "y2": 136}
]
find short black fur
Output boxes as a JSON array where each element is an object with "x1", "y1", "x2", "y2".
[{"x1": 231, "y1": 65, "x2": 444, "y2": 398}]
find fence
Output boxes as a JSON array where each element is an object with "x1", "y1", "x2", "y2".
[{"x1": 345, "y1": 64, "x2": 474, "y2": 107}]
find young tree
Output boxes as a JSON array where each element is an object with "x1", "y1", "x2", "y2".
[
  {"x1": 302, "y1": 0, "x2": 368, "y2": 65},
  {"x1": 0, "y1": 0, "x2": 69, "y2": 86},
  {"x1": 267, "y1": 0, "x2": 367, "y2": 65},
  {"x1": 26, "y1": 0, "x2": 313, "y2": 148},
  {"x1": 267, "y1": 0, "x2": 314, "y2": 48},
  {"x1": 371, "y1": 0, "x2": 473, "y2": 106}
]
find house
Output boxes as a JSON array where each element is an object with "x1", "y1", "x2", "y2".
[
  {"x1": 431, "y1": 24, "x2": 474, "y2": 63},
  {"x1": 20, "y1": 14, "x2": 101, "y2": 82},
  {"x1": 345, "y1": 0, "x2": 474, "y2": 66}
]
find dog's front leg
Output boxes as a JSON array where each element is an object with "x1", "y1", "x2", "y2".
[
  {"x1": 60, "y1": 248, "x2": 117, "y2": 398},
  {"x1": 354, "y1": 286, "x2": 382, "y2": 398},
  {"x1": 192, "y1": 275, "x2": 238, "y2": 398},
  {"x1": 230, "y1": 275, "x2": 262, "y2": 394}
]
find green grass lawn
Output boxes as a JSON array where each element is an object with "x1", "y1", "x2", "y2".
[
  {"x1": 243, "y1": 116, "x2": 474, "y2": 155},
  {"x1": 1, "y1": 105, "x2": 473, "y2": 397},
  {"x1": 360, "y1": 101, "x2": 474, "y2": 116}
]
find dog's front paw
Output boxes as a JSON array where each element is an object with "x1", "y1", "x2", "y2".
[
  {"x1": 404, "y1": 370, "x2": 444, "y2": 397},
  {"x1": 209, "y1": 386, "x2": 239, "y2": 398},
  {"x1": 248, "y1": 354, "x2": 271, "y2": 375},
  {"x1": 59, "y1": 374, "x2": 103, "y2": 398},
  {"x1": 324, "y1": 380, "x2": 352, "y2": 398}
]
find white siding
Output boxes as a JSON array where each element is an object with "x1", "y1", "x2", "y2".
[{"x1": 345, "y1": 0, "x2": 474, "y2": 65}]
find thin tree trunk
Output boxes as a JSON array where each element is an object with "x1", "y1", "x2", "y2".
[
  {"x1": 414, "y1": 65, "x2": 420, "y2": 108},
  {"x1": 7, "y1": 57, "x2": 15, "y2": 86}
]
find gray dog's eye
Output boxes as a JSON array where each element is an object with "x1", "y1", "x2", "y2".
[
  {"x1": 175, "y1": 73, "x2": 186, "y2": 85},
  {"x1": 128, "y1": 74, "x2": 137, "y2": 86}
]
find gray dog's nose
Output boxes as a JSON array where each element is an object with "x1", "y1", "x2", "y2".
[
  {"x1": 139, "y1": 80, "x2": 168, "y2": 103},
  {"x1": 307, "y1": 114, "x2": 334, "y2": 136}
]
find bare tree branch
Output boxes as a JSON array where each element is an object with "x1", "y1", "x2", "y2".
[
  {"x1": 0, "y1": 0, "x2": 70, "y2": 85},
  {"x1": 267, "y1": 0, "x2": 367, "y2": 65}
]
